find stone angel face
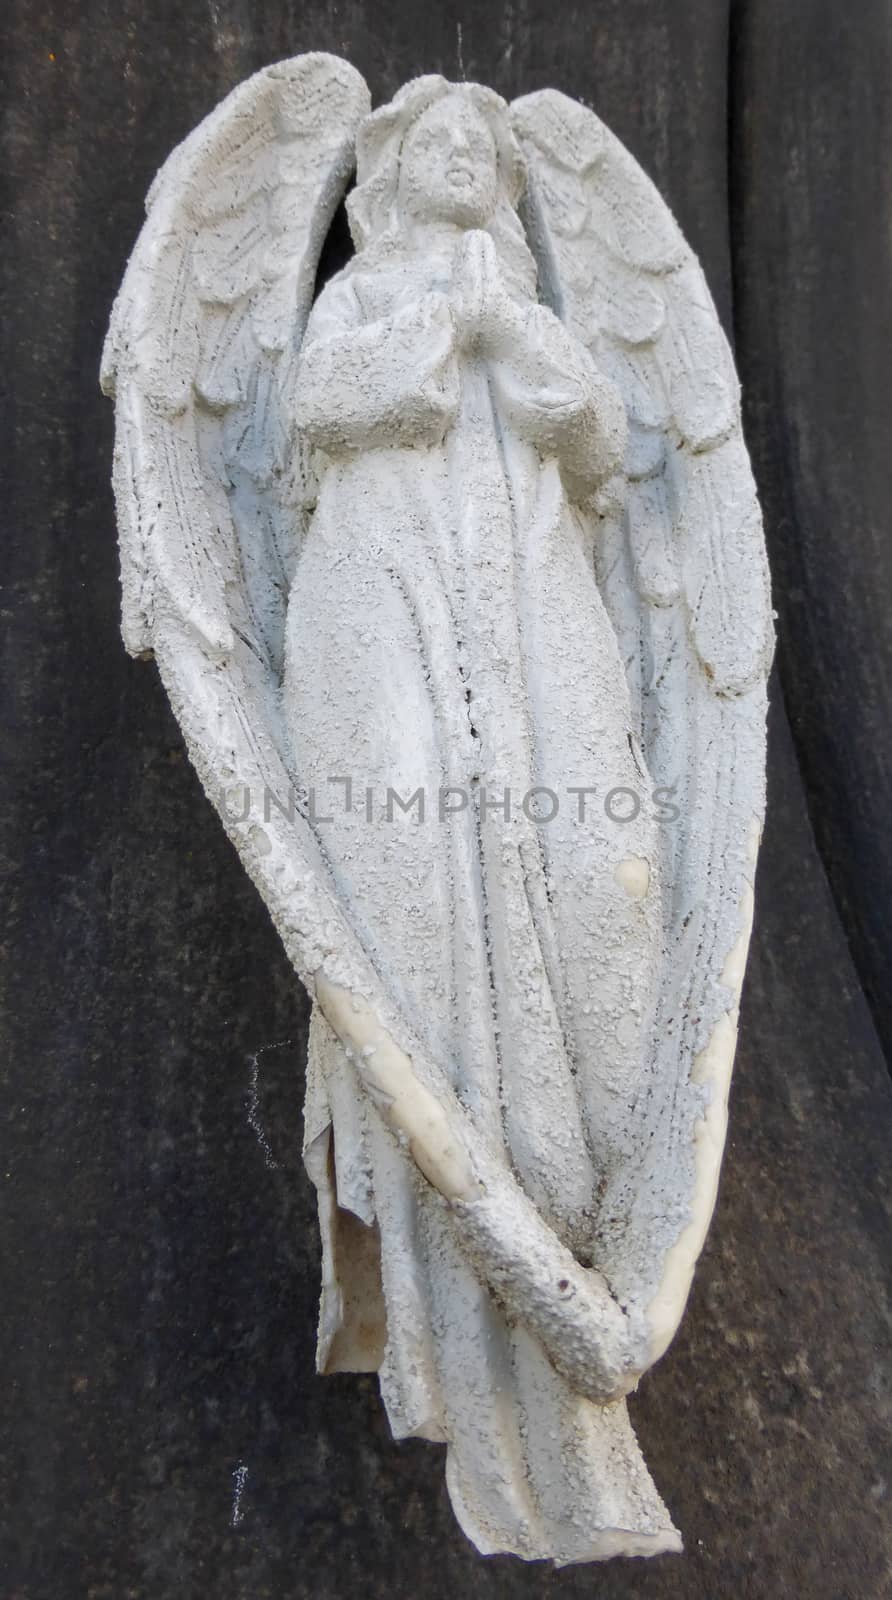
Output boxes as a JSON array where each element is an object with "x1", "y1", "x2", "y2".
[
  {"x1": 101, "y1": 55, "x2": 773, "y2": 1565},
  {"x1": 398, "y1": 94, "x2": 500, "y2": 226}
]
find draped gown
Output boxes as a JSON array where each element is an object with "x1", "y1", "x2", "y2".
[{"x1": 283, "y1": 241, "x2": 678, "y2": 1560}]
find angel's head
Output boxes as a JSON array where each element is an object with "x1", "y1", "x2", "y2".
[
  {"x1": 347, "y1": 77, "x2": 536, "y2": 294},
  {"x1": 397, "y1": 94, "x2": 499, "y2": 228}
]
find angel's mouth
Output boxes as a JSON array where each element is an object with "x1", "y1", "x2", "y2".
[{"x1": 447, "y1": 166, "x2": 474, "y2": 187}]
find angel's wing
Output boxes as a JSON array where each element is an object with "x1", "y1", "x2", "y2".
[
  {"x1": 512, "y1": 90, "x2": 774, "y2": 1358},
  {"x1": 101, "y1": 53, "x2": 369, "y2": 671},
  {"x1": 100, "y1": 54, "x2": 386, "y2": 985}
]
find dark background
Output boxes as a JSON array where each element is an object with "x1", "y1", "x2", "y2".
[{"x1": 2, "y1": 3, "x2": 891, "y2": 1596}]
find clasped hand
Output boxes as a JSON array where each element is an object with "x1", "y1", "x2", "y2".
[{"x1": 449, "y1": 228, "x2": 523, "y2": 356}]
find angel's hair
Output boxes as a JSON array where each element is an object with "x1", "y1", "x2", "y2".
[{"x1": 346, "y1": 76, "x2": 538, "y2": 299}]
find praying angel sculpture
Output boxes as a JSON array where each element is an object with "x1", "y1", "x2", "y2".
[{"x1": 102, "y1": 56, "x2": 772, "y2": 1563}]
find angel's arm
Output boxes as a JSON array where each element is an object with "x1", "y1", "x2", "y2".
[
  {"x1": 490, "y1": 303, "x2": 627, "y2": 493},
  {"x1": 453, "y1": 230, "x2": 625, "y2": 494},
  {"x1": 294, "y1": 276, "x2": 460, "y2": 455}
]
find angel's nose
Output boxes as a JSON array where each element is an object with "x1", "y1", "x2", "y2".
[{"x1": 451, "y1": 123, "x2": 471, "y2": 153}]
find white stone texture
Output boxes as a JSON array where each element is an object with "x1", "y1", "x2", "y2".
[{"x1": 102, "y1": 55, "x2": 773, "y2": 1563}]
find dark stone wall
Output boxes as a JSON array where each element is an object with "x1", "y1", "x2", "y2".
[{"x1": 2, "y1": 3, "x2": 890, "y2": 1596}]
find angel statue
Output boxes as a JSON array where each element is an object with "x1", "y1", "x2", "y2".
[{"x1": 102, "y1": 55, "x2": 772, "y2": 1563}]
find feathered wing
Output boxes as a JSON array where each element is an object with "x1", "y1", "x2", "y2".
[
  {"x1": 512, "y1": 90, "x2": 774, "y2": 1358},
  {"x1": 100, "y1": 53, "x2": 380, "y2": 989}
]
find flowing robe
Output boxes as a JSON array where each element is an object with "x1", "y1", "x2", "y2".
[{"x1": 283, "y1": 245, "x2": 678, "y2": 1560}]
